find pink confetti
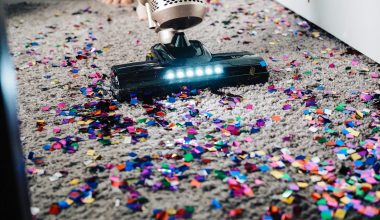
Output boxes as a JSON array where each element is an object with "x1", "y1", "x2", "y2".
[
  {"x1": 88, "y1": 72, "x2": 101, "y2": 79},
  {"x1": 244, "y1": 137, "x2": 253, "y2": 143},
  {"x1": 187, "y1": 128, "x2": 198, "y2": 135},
  {"x1": 57, "y1": 102, "x2": 66, "y2": 109},
  {"x1": 41, "y1": 106, "x2": 50, "y2": 111},
  {"x1": 292, "y1": 60, "x2": 301, "y2": 67},
  {"x1": 370, "y1": 72, "x2": 379, "y2": 78},
  {"x1": 127, "y1": 126, "x2": 136, "y2": 133},
  {"x1": 52, "y1": 142, "x2": 62, "y2": 150},
  {"x1": 351, "y1": 58, "x2": 359, "y2": 66},
  {"x1": 245, "y1": 104, "x2": 253, "y2": 110},
  {"x1": 53, "y1": 127, "x2": 61, "y2": 133},
  {"x1": 254, "y1": 179, "x2": 264, "y2": 185}
]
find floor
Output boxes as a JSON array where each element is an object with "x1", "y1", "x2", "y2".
[{"x1": 6, "y1": 0, "x2": 380, "y2": 219}]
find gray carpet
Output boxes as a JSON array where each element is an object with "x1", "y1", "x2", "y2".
[{"x1": 6, "y1": 0, "x2": 380, "y2": 219}]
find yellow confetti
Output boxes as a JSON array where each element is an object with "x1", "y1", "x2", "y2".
[
  {"x1": 310, "y1": 175, "x2": 321, "y2": 182},
  {"x1": 102, "y1": 47, "x2": 110, "y2": 52},
  {"x1": 227, "y1": 118, "x2": 235, "y2": 123},
  {"x1": 350, "y1": 152, "x2": 361, "y2": 161},
  {"x1": 87, "y1": 150, "x2": 95, "y2": 156},
  {"x1": 51, "y1": 79, "x2": 60, "y2": 85},
  {"x1": 69, "y1": 178, "x2": 80, "y2": 185},
  {"x1": 238, "y1": 154, "x2": 248, "y2": 160},
  {"x1": 311, "y1": 32, "x2": 320, "y2": 38},
  {"x1": 334, "y1": 209, "x2": 346, "y2": 219},
  {"x1": 166, "y1": 208, "x2": 176, "y2": 215},
  {"x1": 291, "y1": 161, "x2": 301, "y2": 168},
  {"x1": 344, "y1": 185, "x2": 356, "y2": 192},
  {"x1": 255, "y1": 150, "x2": 266, "y2": 156},
  {"x1": 85, "y1": 120, "x2": 94, "y2": 125},
  {"x1": 93, "y1": 155, "x2": 102, "y2": 160},
  {"x1": 376, "y1": 191, "x2": 380, "y2": 198},
  {"x1": 297, "y1": 182, "x2": 309, "y2": 188},
  {"x1": 346, "y1": 128, "x2": 360, "y2": 137},
  {"x1": 270, "y1": 170, "x2": 283, "y2": 179},
  {"x1": 207, "y1": 147, "x2": 217, "y2": 152},
  {"x1": 316, "y1": 181, "x2": 327, "y2": 188},
  {"x1": 65, "y1": 198, "x2": 74, "y2": 205},
  {"x1": 340, "y1": 197, "x2": 351, "y2": 204},
  {"x1": 312, "y1": 60, "x2": 320, "y2": 65},
  {"x1": 304, "y1": 115, "x2": 313, "y2": 121},
  {"x1": 355, "y1": 110, "x2": 364, "y2": 119},
  {"x1": 281, "y1": 196, "x2": 295, "y2": 204},
  {"x1": 82, "y1": 196, "x2": 95, "y2": 204},
  {"x1": 270, "y1": 156, "x2": 281, "y2": 162}
]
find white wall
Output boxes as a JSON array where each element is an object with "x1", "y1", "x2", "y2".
[{"x1": 276, "y1": 0, "x2": 380, "y2": 64}]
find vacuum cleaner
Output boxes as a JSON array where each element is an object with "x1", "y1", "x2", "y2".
[{"x1": 110, "y1": 0, "x2": 269, "y2": 101}]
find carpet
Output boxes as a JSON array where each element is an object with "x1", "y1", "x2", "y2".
[{"x1": 6, "y1": 0, "x2": 380, "y2": 219}]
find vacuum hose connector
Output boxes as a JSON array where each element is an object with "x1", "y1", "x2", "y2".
[{"x1": 139, "y1": 0, "x2": 207, "y2": 44}]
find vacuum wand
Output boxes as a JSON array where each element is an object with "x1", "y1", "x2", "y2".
[
  {"x1": 110, "y1": 0, "x2": 269, "y2": 101},
  {"x1": 137, "y1": 0, "x2": 207, "y2": 43}
]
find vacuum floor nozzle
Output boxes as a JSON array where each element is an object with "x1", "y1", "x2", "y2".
[{"x1": 110, "y1": 33, "x2": 269, "y2": 101}]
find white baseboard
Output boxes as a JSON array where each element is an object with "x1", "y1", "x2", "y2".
[{"x1": 276, "y1": 0, "x2": 380, "y2": 64}]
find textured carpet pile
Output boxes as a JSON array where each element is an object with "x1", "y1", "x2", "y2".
[{"x1": 6, "y1": 0, "x2": 380, "y2": 219}]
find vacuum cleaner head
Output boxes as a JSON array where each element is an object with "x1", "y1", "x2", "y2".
[
  {"x1": 110, "y1": 0, "x2": 269, "y2": 101},
  {"x1": 110, "y1": 33, "x2": 269, "y2": 101}
]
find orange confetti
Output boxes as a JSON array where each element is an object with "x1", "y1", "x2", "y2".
[
  {"x1": 271, "y1": 115, "x2": 282, "y2": 122},
  {"x1": 190, "y1": 179, "x2": 202, "y2": 188}
]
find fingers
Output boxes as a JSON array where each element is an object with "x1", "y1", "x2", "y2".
[
  {"x1": 112, "y1": 0, "x2": 121, "y2": 5},
  {"x1": 103, "y1": 0, "x2": 114, "y2": 4},
  {"x1": 121, "y1": 0, "x2": 134, "y2": 5}
]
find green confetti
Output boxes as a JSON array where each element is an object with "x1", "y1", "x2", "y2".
[
  {"x1": 335, "y1": 103, "x2": 346, "y2": 111},
  {"x1": 162, "y1": 163, "x2": 169, "y2": 169},
  {"x1": 318, "y1": 137, "x2": 327, "y2": 144},
  {"x1": 364, "y1": 194, "x2": 376, "y2": 203},
  {"x1": 317, "y1": 198, "x2": 327, "y2": 205},
  {"x1": 214, "y1": 170, "x2": 227, "y2": 180},
  {"x1": 98, "y1": 139, "x2": 111, "y2": 146},
  {"x1": 355, "y1": 189, "x2": 364, "y2": 197},
  {"x1": 137, "y1": 118, "x2": 147, "y2": 123},
  {"x1": 184, "y1": 153, "x2": 194, "y2": 162},
  {"x1": 205, "y1": 134, "x2": 214, "y2": 139},
  {"x1": 185, "y1": 206, "x2": 195, "y2": 213}
]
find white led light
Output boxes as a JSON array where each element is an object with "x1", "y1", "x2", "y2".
[
  {"x1": 214, "y1": 65, "x2": 223, "y2": 74},
  {"x1": 176, "y1": 69, "x2": 185, "y2": 78},
  {"x1": 205, "y1": 66, "x2": 213, "y2": 75},
  {"x1": 165, "y1": 70, "x2": 175, "y2": 80},
  {"x1": 196, "y1": 68, "x2": 204, "y2": 76},
  {"x1": 186, "y1": 69, "x2": 194, "y2": 77}
]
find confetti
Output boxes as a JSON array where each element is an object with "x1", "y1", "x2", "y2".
[{"x1": 15, "y1": 1, "x2": 380, "y2": 219}]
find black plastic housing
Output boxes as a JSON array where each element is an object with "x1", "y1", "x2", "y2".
[{"x1": 110, "y1": 37, "x2": 269, "y2": 101}]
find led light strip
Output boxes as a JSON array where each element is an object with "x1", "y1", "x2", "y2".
[{"x1": 164, "y1": 65, "x2": 223, "y2": 80}]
